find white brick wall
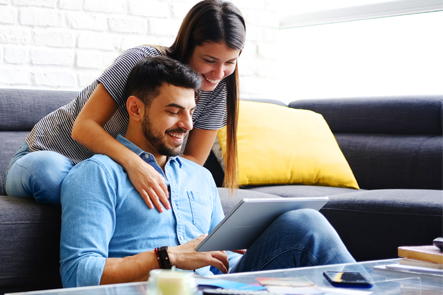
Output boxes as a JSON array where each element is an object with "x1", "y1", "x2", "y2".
[{"x1": 0, "y1": 0, "x2": 279, "y2": 98}]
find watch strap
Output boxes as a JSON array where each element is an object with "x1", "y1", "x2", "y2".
[{"x1": 156, "y1": 246, "x2": 173, "y2": 269}]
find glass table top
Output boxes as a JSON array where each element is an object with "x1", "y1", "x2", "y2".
[
  {"x1": 215, "y1": 259, "x2": 443, "y2": 294},
  {"x1": 7, "y1": 259, "x2": 443, "y2": 295}
]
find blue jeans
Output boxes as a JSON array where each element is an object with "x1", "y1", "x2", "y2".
[
  {"x1": 5, "y1": 142, "x2": 74, "y2": 204},
  {"x1": 231, "y1": 209, "x2": 355, "y2": 273}
]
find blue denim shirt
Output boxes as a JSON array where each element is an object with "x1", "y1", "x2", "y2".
[{"x1": 60, "y1": 135, "x2": 240, "y2": 287}]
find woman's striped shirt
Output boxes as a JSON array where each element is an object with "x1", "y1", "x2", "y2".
[{"x1": 25, "y1": 46, "x2": 228, "y2": 164}]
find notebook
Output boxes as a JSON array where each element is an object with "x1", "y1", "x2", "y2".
[{"x1": 195, "y1": 197, "x2": 329, "y2": 252}]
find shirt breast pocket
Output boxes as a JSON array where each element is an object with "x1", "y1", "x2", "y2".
[{"x1": 187, "y1": 191, "x2": 213, "y2": 234}]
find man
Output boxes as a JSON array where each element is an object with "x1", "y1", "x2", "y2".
[{"x1": 60, "y1": 56, "x2": 355, "y2": 287}]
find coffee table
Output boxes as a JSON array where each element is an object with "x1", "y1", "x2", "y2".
[
  {"x1": 215, "y1": 258, "x2": 443, "y2": 294},
  {"x1": 7, "y1": 259, "x2": 443, "y2": 294}
]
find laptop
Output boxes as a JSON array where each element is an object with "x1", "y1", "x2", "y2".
[{"x1": 195, "y1": 197, "x2": 328, "y2": 252}]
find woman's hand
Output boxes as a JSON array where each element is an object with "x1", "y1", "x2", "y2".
[
  {"x1": 125, "y1": 154, "x2": 170, "y2": 212},
  {"x1": 168, "y1": 235, "x2": 230, "y2": 274}
]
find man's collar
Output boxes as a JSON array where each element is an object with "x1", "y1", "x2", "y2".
[{"x1": 116, "y1": 135, "x2": 182, "y2": 167}]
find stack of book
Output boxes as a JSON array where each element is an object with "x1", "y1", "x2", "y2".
[
  {"x1": 381, "y1": 245, "x2": 443, "y2": 275},
  {"x1": 398, "y1": 245, "x2": 443, "y2": 269}
]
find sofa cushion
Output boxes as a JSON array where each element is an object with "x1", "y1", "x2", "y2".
[
  {"x1": 0, "y1": 196, "x2": 62, "y2": 293},
  {"x1": 217, "y1": 100, "x2": 359, "y2": 189},
  {"x1": 289, "y1": 95, "x2": 443, "y2": 135},
  {"x1": 0, "y1": 89, "x2": 76, "y2": 131},
  {"x1": 320, "y1": 189, "x2": 443, "y2": 261},
  {"x1": 336, "y1": 134, "x2": 443, "y2": 190}
]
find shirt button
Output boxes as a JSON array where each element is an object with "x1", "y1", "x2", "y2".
[
  {"x1": 144, "y1": 154, "x2": 149, "y2": 159},
  {"x1": 180, "y1": 235, "x2": 184, "y2": 241}
]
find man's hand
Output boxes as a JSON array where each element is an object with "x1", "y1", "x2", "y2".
[
  {"x1": 168, "y1": 235, "x2": 230, "y2": 273},
  {"x1": 125, "y1": 155, "x2": 170, "y2": 212}
]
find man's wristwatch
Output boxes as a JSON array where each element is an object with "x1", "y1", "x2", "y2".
[{"x1": 155, "y1": 246, "x2": 173, "y2": 269}]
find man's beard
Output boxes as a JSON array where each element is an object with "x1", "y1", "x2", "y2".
[{"x1": 141, "y1": 115, "x2": 188, "y2": 157}]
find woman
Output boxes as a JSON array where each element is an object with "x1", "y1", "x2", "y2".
[{"x1": 5, "y1": 0, "x2": 245, "y2": 210}]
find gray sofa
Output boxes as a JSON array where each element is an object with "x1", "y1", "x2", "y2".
[
  {"x1": 0, "y1": 89, "x2": 442, "y2": 294},
  {"x1": 210, "y1": 96, "x2": 443, "y2": 261}
]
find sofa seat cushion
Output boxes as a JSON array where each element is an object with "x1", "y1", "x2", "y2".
[
  {"x1": 324, "y1": 189, "x2": 443, "y2": 214},
  {"x1": 246, "y1": 185, "x2": 359, "y2": 198},
  {"x1": 0, "y1": 195, "x2": 62, "y2": 292},
  {"x1": 320, "y1": 189, "x2": 443, "y2": 261}
]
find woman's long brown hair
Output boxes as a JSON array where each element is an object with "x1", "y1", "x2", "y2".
[{"x1": 162, "y1": 0, "x2": 245, "y2": 190}]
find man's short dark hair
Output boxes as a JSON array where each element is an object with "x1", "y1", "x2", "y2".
[{"x1": 124, "y1": 56, "x2": 202, "y2": 106}]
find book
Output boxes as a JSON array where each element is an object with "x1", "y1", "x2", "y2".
[
  {"x1": 399, "y1": 258, "x2": 443, "y2": 269},
  {"x1": 398, "y1": 245, "x2": 443, "y2": 264},
  {"x1": 194, "y1": 278, "x2": 267, "y2": 291},
  {"x1": 381, "y1": 264, "x2": 443, "y2": 276},
  {"x1": 256, "y1": 277, "x2": 323, "y2": 294},
  {"x1": 255, "y1": 277, "x2": 373, "y2": 294}
]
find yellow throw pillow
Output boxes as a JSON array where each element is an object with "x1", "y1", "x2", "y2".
[{"x1": 217, "y1": 100, "x2": 359, "y2": 189}]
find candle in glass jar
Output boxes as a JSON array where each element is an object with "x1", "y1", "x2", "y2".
[{"x1": 148, "y1": 269, "x2": 196, "y2": 295}]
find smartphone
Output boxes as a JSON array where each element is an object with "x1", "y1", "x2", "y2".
[{"x1": 323, "y1": 271, "x2": 373, "y2": 288}]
